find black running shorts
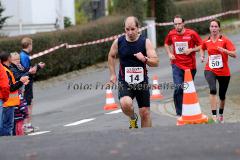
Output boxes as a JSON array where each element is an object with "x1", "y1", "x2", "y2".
[{"x1": 118, "y1": 81, "x2": 150, "y2": 108}]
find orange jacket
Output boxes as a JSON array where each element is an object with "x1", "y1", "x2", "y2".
[
  {"x1": 0, "y1": 63, "x2": 10, "y2": 102},
  {"x1": 3, "y1": 66, "x2": 20, "y2": 107}
]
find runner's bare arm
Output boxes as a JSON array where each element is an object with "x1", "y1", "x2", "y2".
[
  {"x1": 145, "y1": 39, "x2": 159, "y2": 67},
  {"x1": 199, "y1": 48, "x2": 205, "y2": 63},
  {"x1": 184, "y1": 45, "x2": 201, "y2": 55},
  {"x1": 217, "y1": 47, "x2": 237, "y2": 58},
  {"x1": 164, "y1": 43, "x2": 176, "y2": 60},
  {"x1": 192, "y1": 45, "x2": 201, "y2": 52},
  {"x1": 108, "y1": 39, "x2": 118, "y2": 83}
]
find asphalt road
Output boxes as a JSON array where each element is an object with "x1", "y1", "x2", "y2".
[
  {"x1": 0, "y1": 124, "x2": 240, "y2": 160},
  {"x1": 31, "y1": 32, "x2": 240, "y2": 133},
  {"x1": 0, "y1": 32, "x2": 240, "y2": 159}
]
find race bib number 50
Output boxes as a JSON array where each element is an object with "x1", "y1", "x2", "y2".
[
  {"x1": 209, "y1": 54, "x2": 223, "y2": 69},
  {"x1": 175, "y1": 42, "x2": 189, "y2": 54},
  {"x1": 125, "y1": 67, "x2": 144, "y2": 84}
]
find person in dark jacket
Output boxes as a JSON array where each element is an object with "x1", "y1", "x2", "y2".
[
  {"x1": 10, "y1": 52, "x2": 35, "y2": 135},
  {"x1": 0, "y1": 51, "x2": 29, "y2": 136}
]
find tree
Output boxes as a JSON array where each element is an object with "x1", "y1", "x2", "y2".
[
  {"x1": 75, "y1": 0, "x2": 90, "y2": 25},
  {"x1": 155, "y1": 0, "x2": 174, "y2": 45},
  {"x1": 146, "y1": 0, "x2": 175, "y2": 45},
  {"x1": 111, "y1": 0, "x2": 145, "y2": 21},
  {"x1": 0, "y1": 2, "x2": 9, "y2": 29},
  {"x1": 147, "y1": 0, "x2": 156, "y2": 17}
]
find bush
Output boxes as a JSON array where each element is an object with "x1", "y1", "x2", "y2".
[
  {"x1": 0, "y1": 16, "x2": 125, "y2": 81},
  {"x1": 112, "y1": 0, "x2": 145, "y2": 21},
  {"x1": 173, "y1": 0, "x2": 222, "y2": 34},
  {"x1": 64, "y1": 17, "x2": 72, "y2": 28},
  {"x1": 155, "y1": 0, "x2": 222, "y2": 45},
  {"x1": 155, "y1": 0, "x2": 175, "y2": 46},
  {"x1": 221, "y1": 0, "x2": 240, "y2": 19}
]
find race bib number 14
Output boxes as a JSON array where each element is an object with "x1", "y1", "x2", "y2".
[
  {"x1": 125, "y1": 67, "x2": 144, "y2": 84},
  {"x1": 175, "y1": 42, "x2": 189, "y2": 54}
]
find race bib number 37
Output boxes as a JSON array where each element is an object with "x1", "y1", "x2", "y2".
[
  {"x1": 125, "y1": 67, "x2": 144, "y2": 84},
  {"x1": 209, "y1": 54, "x2": 223, "y2": 69},
  {"x1": 175, "y1": 42, "x2": 189, "y2": 54}
]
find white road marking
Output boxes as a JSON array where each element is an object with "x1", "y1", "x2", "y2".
[
  {"x1": 28, "y1": 131, "x2": 51, "y2": 136},
  {"x1": 64, "y1": 118, "x2": 96, "y2": 127},
  {"x1": 105, "y1": 109, "x2": 122, "y2": 115}
]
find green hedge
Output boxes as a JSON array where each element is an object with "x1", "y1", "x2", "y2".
[
  {"x1": 155, "y1": 0, "x2": 175, "y2": 46},
  {"x1": 155, "y1": 0, "x2": 222, "y2": 45},
  {"x1": 0, "y1": 16, "x2": 125, "y2": 80},
  {"x1": 112, "y1": 0, "x2": 145, "y2": 21},
  {"x1": 174, "y1": 0, "x2": 222, "y2": 33},
  {"x1": 221, "y1": 0, "x2": 240, "y2": 19}
]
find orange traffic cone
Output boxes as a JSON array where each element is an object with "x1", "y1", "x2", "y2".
[
  {"x1": 103, "y1": 89, "x2": 118, "y2": 110},
  {"x1": 150, "y1": 75, "x2": 163, "y2": 100},
  {"x1": 177, "y1": 69, "x2": 208, "y2": 126}
]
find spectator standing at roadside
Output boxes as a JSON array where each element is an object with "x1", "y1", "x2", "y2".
[{"x1": 20, "y1": 37, "x2": 45, "y2": 133}]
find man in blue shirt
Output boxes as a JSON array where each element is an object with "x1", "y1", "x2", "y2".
[{"x1": 20, "y1": 37, "x2": 45, "y2": 133}]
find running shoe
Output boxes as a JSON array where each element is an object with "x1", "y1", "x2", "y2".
[
  {"x1": 212, "y1": 115, "x2": 218, "y2": 123},
  {"x1": 24, "y1": 125, "x2": 39, "y2": 134},
  {"x1": 218, "y1": 114, "x2": 224, "y2": 123},
  {"x1": 129, "y1": 113, "x2": 138, "y2": 129}
]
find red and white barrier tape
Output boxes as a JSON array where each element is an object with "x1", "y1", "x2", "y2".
[
  {"x1": 31, "y1": 10, "x2": 240, "y2": 59},
  {"x1": 66, "y1": 33, "x2": 125, "y2": 49},
  {"x1": 66, "y1": 25, "x2": 152, "y2": 49},
  {"x1": 185, "y1": 10, "x2": 240, "y2": 24},
  {"x1": 30, "y1": 43, "x2": 67, "y2": 60},
  {"x1": 156, "y1": 9, "x2": 240, "y2": 26}
]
